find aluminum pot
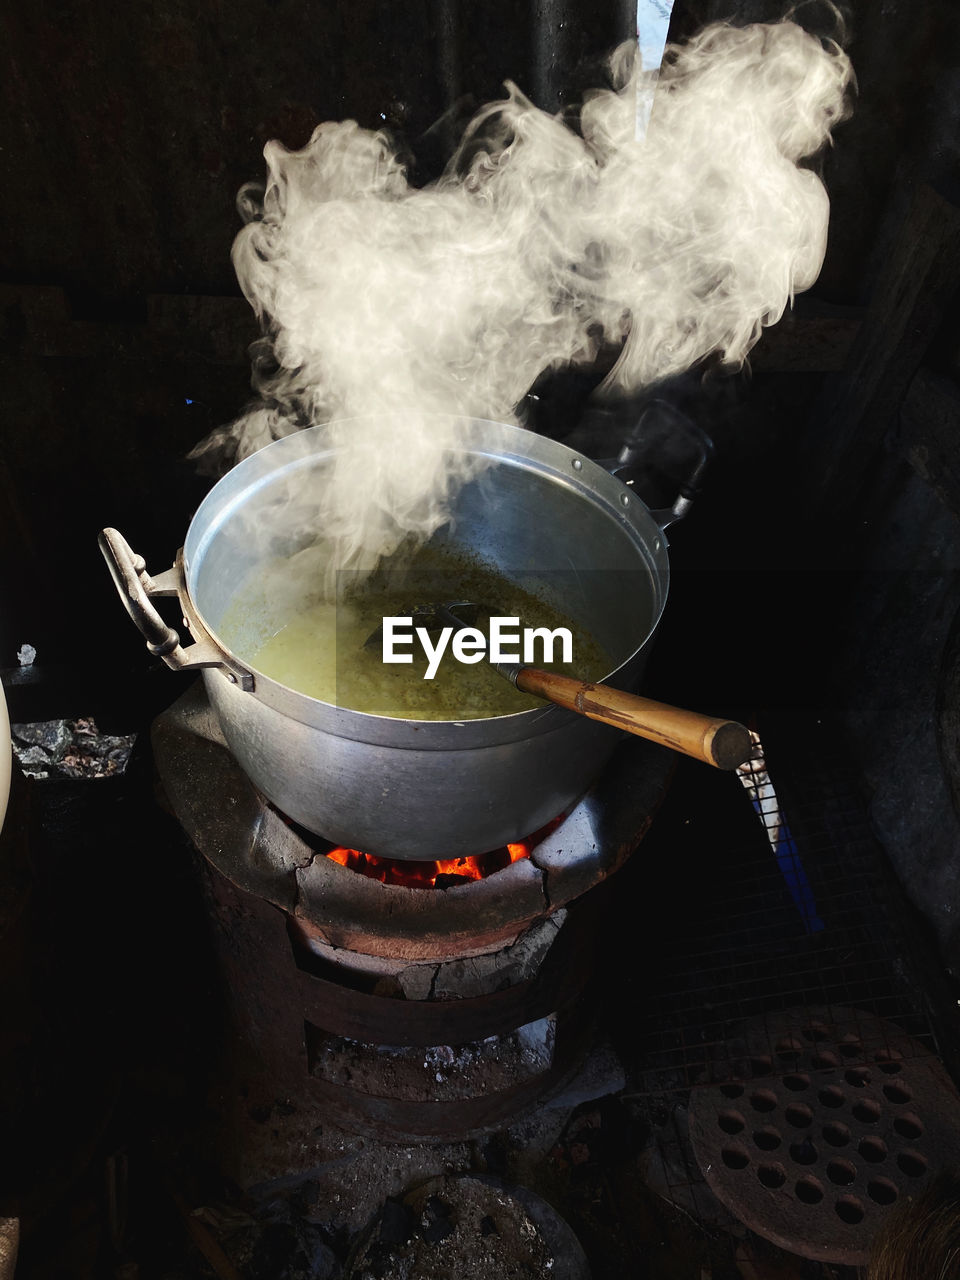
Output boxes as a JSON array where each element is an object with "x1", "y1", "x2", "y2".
[{"x1": 101, "y1": 416, "x2": 687, "y2": 859}]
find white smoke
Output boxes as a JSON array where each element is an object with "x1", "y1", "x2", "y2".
[{"x1": 193, "y1": 19, "x2": 851, "y2": 581}]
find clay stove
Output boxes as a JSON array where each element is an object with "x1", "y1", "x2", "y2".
[{"x1": 152, "y1": 681, "x2": 674, "y2": 1150}]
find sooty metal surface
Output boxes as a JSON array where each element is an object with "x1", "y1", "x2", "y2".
[{"x1": 687, "y1": 1006, "x2": 960, "y2": 1266}]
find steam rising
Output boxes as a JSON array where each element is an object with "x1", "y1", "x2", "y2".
[{"x1": 194, "y1": 20, "x2": 851, "y2": 581}]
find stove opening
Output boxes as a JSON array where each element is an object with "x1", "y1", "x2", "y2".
[{"x1": 324, "y1": 815, "x2": 565, "y2": 888}]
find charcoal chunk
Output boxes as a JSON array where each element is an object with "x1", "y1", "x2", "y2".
[
  {"x1": 378, "y1": 1197, "x2": 416, "y2": 1246},
  {"x1": 420, "y1": 1195, "x2": 454, "y2": 1244}
]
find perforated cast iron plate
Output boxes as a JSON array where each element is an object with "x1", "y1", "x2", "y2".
[{"x1": 688, "y1": 1006, "x2": 960, "y2": 1265}]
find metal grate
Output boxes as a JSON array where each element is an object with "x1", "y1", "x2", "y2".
[{"x1": 687, "y1": 1007, "x2": 960, "y2": 1266}]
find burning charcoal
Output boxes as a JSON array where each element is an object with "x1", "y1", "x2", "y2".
[
  {"x1": 378, "y1": 1198, "x2": 416, "y2": 1246},
  {"x1": 419, "y1": 1195, "x2": 454, "y2": 1244},
  {"x1": 433, "y1": 872, "x2": 475, "y2": 889}
]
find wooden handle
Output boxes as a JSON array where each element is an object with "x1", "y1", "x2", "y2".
[{"x1": 515, "y1": 668, "x2": 753, "y2": 770}]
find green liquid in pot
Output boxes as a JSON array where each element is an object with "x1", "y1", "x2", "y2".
[{"x1": 217, "y1": 545, "x2": 614, "y2": 720}]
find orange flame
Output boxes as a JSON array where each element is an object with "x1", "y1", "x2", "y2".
[{"x1": 326, "y1": 817, "x2": 562, "y2": 889}]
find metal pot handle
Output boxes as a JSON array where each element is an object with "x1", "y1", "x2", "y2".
[
  {"x1": 99, "y1": 528, "x2": 254, "y2": 690},
  {"x1": 597, "y1": 401, "x2": 715, "y2": 529}
]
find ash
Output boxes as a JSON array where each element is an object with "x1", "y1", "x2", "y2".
[
  {"x1": 421, "y1": 1018, "x2": 555, "y2": 1078},
  {"x1": 314, "y1": 1020, "x2": 556, "y2": 1103},
  {"x1": 349, "y1": 1174, "x2": 556, "y2": 1280}
]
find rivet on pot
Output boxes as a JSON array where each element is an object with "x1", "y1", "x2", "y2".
[{"x1": 572, "y1": 458, "x2": 583, "y2": 471}]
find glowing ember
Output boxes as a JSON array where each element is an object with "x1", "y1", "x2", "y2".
[{"x1": 326, "y1": 819, "x2": 561, "y2": 889}]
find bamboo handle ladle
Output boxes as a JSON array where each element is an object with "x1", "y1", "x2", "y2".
[{"x1": 510, "y1": 666, "x2": 752, "y2": 770}]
